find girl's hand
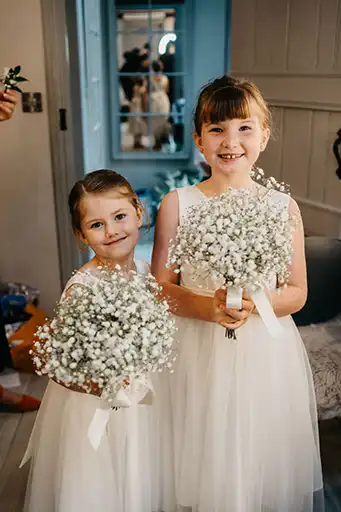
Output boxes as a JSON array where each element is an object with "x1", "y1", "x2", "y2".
[
  {"x1": 213, "y1": 289, "x2": 243, "y2": 329},
  {"x1": 214, "y1": 289, "x2": 255, "y2": 330},
  {"x1": 0, "y1": 90, "x2": 19, "y2": 121},
  {"x1": 241, "y1": 289, "x2": 257, "y2": 314}
]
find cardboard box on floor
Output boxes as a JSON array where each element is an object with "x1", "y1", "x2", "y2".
[{"x1": 8, "y1": 304, "x2": 47, "y2": 373}]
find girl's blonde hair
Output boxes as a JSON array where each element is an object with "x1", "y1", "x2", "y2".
[{"x1": 68, "y1": 169, "x2": 143, "y2": 234}]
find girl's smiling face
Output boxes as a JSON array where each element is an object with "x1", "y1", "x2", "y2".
[
  {"x1": 194, "y1": 99, "x2": 270, "y2": 179},
  {"x1": 79, "y1": 190, "x2": 142, "y2": 265}
]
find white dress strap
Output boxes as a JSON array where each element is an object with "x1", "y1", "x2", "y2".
[
  {"x1": 61, "y1": 272, "x2": 98, "y2": 300},
  {"x1": 268, "y1": 189, "x2": 290, "y2": 209},
  {"x1": 176, "y1": 185, "x2": 203, "y2": 224},
  {"x1": 135, "y1": 259, "x2": 150, "y2": 275}
]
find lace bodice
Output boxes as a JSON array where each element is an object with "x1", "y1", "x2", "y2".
[{"x1": 176, "y1": 185, "x2": 290, "y2": 296}]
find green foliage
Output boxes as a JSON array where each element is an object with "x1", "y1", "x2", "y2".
[
  {"x1": 152, "y1": 168, "x2": 202, "y2": 210},
  {"x1": 1, "y1": 66, "x2": 28, "y2": 93}
]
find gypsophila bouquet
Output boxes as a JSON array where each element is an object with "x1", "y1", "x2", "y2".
[
  {"x1": 0, "y1": 66, "x2": 28, "y2": 93},
  {"x1": 31, "y1": 267, "x2": 176, "y2": 402},
  {"x1": 167, "y1": 170, "x2": 296, "y2": 316}
]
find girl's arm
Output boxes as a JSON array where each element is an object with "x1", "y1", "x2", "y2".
[
  {"x1": 266, "y1": 198, "x2": 307, "y2": 317},
  {"x1": 151, "y1": 191, "x2": 251, "y2": 329}
]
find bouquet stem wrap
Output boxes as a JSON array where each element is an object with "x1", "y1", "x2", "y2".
[{"x1": 226, "y1": 286, "x2": 243, "y2": 310}]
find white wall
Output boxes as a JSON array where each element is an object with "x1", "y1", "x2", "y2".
[{"x1": 0, "y1": 0, "x2": 61, "y2": 313}]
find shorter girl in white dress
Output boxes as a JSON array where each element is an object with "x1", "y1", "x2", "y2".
[{"x1": 22, "y1": 170, "x2": 171, "y2": 512}]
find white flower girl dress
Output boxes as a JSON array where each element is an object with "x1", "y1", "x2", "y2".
[
  {"x1": 169, "y1": 185, "x2": 324, "y2": 512},
  {"x1": 21, "y1": 260, "x2": 175, "y2": 512}
]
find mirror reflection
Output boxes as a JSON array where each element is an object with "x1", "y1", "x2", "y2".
[{"x1": 117, "y1": 8, "x2": 185, "y2": 153}]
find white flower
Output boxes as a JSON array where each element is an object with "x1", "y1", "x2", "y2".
[{"x1": 1, "y1": 67, "x2": 10, "y2": 81}]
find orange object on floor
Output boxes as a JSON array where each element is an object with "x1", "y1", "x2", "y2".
[
  {"x1": 0, "y1": 384, "x2": 41, "y2": 413},
  {"x1": 8, "y1": 304, "x2": 48, "y2": 373}
]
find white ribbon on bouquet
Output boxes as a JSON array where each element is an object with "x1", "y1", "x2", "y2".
[
  {"x1": 87, "y1": 375, "x2": 154, "y2": 451},
  {"x1": 226, "y1": 286, "x2": 283, "y2": 338}
]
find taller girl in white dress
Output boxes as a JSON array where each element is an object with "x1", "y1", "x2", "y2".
[{"x1": 152, "y1": 75, "x2": 324, "y2": 511}]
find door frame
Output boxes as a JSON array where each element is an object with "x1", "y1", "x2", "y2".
[{"x1": 41, "y1": 0, "x2": 86, "y2": 286}]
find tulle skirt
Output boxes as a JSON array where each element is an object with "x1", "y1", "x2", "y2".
[
  {"x1": 22, "y1": 378, "x2": 176, "y2": 512},
  {"x1": 170, "y1": 313, "x2": 324, "y2": 512},
  {"x1": 22, "y1": 313, "x2": 324, "y2": 512}
]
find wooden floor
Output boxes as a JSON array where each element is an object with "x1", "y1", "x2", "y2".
[
  {"x1": 0, "y1": 374, "x2": 47, "y2": 512},
  {"x1": 1, "y1": 375, "x2": 341, "y2": 511}
]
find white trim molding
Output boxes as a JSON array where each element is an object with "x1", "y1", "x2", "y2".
[
  {"x1": 269, "y1": 99, "x2": 341, "y2": 113},
  {"x1": 41, "y1": 0, "x2": 86, "y2": 285},
  {"x1": 294, "y1": 195, "x2": 341, "y2": 216}
]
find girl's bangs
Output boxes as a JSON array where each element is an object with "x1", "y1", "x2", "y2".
[{"x1": 202, "y1": 87, "x2": 253, "y2": 125}]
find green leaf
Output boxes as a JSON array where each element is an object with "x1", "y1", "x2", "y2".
[
  {"x1": 13, "y1": 65, "x2": 21, "y2": 75},
  {"x1": 15, "y1": 77, "x2": 28, "y2": 82},
  {"x1": 11, "y1": 85, "x2": 22, "y2": 93}
]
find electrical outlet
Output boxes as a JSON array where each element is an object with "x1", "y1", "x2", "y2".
[{"x1": 22, "y1": 92, "x2": 42, "y2": 113}]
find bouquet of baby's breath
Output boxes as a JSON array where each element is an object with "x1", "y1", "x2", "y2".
[
  {"x1": 31, "y1": 267, "x2": 176, "y2": 401},
  {"x1": 167, "y1": 169, "x2": 296, "y2": 298}
]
